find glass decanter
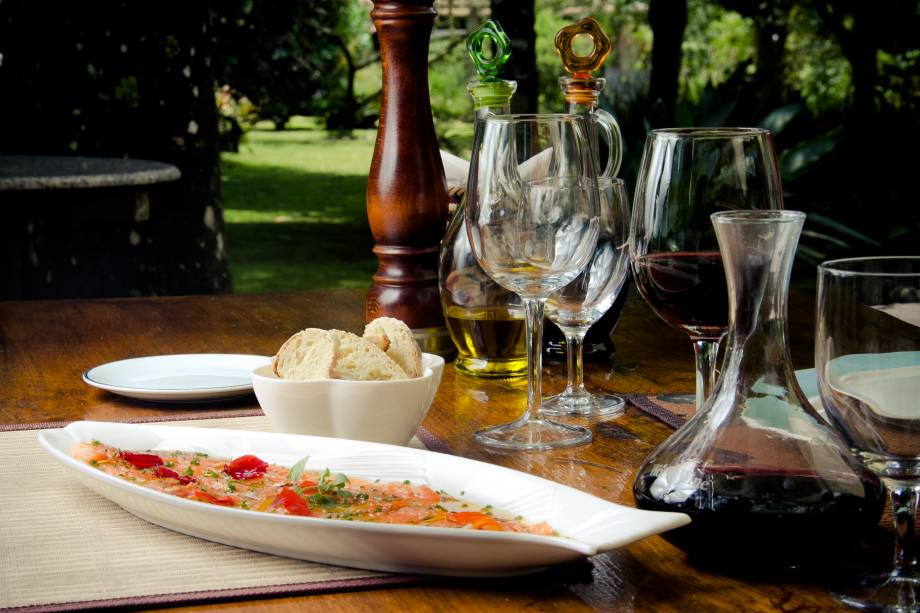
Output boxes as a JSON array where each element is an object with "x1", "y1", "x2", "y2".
[
  {"x1": 633, "y1": 210, "x2": 885, "y2": 571},
  {"x1": 439, "y1": 20, "x2": 526, "y2": 378}
]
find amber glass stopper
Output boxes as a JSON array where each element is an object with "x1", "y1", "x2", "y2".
[{"x1": 554, "y1": 17, "x2": 612, "y2": 79}]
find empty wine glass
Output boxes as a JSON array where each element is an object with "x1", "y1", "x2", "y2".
[
  {"x1": 466, "y1": 114, "x2": 600, "y2": 450},
  {"x1": 543, "y1": 177, "x2": 630, "y2": 417},
  {"x1": 817, "y1": 256, "x2": 920, "y2": 610},
  {"x1": 630, "y1": 128, "x2": 784, "y2": 408}
]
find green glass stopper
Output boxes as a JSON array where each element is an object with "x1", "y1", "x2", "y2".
[{"x1": 467, "y1": 19, "x2": 511, "y2": 80}]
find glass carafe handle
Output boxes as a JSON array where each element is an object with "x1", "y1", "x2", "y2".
[{"x1": 591, "y1": 108, "x2": 622, "y2": 178}]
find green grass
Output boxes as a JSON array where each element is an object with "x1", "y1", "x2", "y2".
[{"x1": 220, "y1": 117, "x2": 378, "y2": 293}]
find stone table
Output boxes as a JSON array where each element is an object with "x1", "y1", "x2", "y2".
[{"x1": 0, "y1": 155, "x2": 180, "y2": 299}]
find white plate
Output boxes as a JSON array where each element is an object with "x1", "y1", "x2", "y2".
[
  {"x1": 39, "y1": 421, "x2": 690, "y2": 577},
  {"x1": 83, "y1": 354, "x2": 271, "y2": 402}
]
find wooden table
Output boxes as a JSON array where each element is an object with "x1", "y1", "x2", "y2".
[{"x1": 1, "y1": 288, "x2": 853, "y2": 612}]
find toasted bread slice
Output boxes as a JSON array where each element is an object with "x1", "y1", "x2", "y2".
[
  {"x1": 272, "y1": 328, "x2": 337, "y2": 380},
  {"x1": 329, "y1": 330, "x2": 408, "y2": 381},
  {"x1": 363, "y1": 317, "x2": 423, "y2": 378}
]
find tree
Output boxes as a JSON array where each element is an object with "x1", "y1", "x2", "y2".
[
  {"x1": 491, "y1": 0, "x2": 539, "y2": 113},
  {"x1": 647, "y1": 0, "x2": 688, "y2": 126}
]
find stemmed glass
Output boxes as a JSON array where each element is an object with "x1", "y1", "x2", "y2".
[
  {"x1": 543, "y1": 177, "x2": 630, "y2": 417},
  {"x1": 629, "y1": 128, "x2": 784, "y2": 408},
  {"x1": 816, "y1": 257, "x2": 920, "y2": 610},
  {"x1": 466, "y1": 114, "x2": 600, "y2": 450}
]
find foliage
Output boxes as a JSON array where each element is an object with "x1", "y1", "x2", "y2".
[
  {"x1": 680, "y1": 3, "x2": 754, "y2": 104},
  {"x1": 213, "y1": 0, "x2": 350, "y2": 129},
  {"x1": 782, "y1": 6, "x2": 852, "y2": 115}
]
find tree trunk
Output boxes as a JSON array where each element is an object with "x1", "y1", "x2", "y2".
[
  {"x1": 647, "y1": 0, "x2": 688, "y2": 126},
  {"x1": 490, "y1": 0, "x2": 538, "y2": 113}
]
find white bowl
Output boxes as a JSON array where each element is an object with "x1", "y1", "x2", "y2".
[{"x1": 251, "y1": 353, "x2": 445, "y2": 446}]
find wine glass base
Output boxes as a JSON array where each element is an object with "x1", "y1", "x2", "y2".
[
  {"x1": 541, "y1": 392, "x2": 625, "y2": 417},
  {"x1": 474, "y1": 418, "x2": 592, "y2": 451},
  {"x1": 832, "y1": 572, "x2": 920, "y2": 611}
]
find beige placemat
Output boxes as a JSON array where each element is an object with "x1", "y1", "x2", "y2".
[{"x1": 0, "y1": 416, "x2": 430, "y2": 612}]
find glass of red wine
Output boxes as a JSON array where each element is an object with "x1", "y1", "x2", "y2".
[
  {"x1": 629, "y1": 128, "x2": 784, "y2": 407},
  {"x1": 816, "y1": 257, "x2": 920, "y2": 609}
]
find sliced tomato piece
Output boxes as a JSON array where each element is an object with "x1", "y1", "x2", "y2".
[
  {"x1": 192, "y1": 489, "x2": 237, "y2": 506},
  {"x1": 446, "y1": 511, "x2": 503, "y2": 531},
  {"x1": 224, "y1": 455, "x2": 269, "y2": 480},
  {"x1": 154, "y1": 466, "x2": 195, "y2": 485},
  {"x1": 119, "y1": 450, "x2": 164, "y2": 469},
  {"x1": 270, "y1": 487, "x2": 312, "y2": 516}
]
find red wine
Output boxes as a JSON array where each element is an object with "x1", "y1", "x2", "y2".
[
  {"x1": 633, "y1": 252, "x2": 728, "y2": 339},
  {"x1": 634, "y1": 468, "x2": 886, "y2": 571}
]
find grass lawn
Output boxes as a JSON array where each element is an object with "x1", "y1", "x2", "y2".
[{"x1": 220, "y1": 117, "x2": 378, "y2": 293}]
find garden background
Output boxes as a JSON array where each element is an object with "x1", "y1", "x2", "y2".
[{"x1": 1, "y1": 0, "x2": 917, "y2": 297}]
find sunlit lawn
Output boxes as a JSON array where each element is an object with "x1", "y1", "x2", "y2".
[{"x1": 221, "y1": 117, "x2": 377, "y2": 293}]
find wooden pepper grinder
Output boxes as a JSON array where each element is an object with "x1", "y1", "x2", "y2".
[{"x1": 365, "y1": 0, "x2": 453, "y2": 357}]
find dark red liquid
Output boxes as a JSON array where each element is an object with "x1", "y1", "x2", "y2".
[
  {"x1": 633, "y1": 252, "x2": 728, "y2": 339},
  {"x1": 634, "y1": 469, "x2": 886, "y2": 571}
]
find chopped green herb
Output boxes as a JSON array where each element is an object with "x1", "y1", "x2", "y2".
[
  {"x1": 204, "y1": 469, "x2": 220, "y2": 478},
  {"x1": 190, "y1": 457, "x2": 200, "y2": 466},
  {"x1": 195, "y1": 452, "x2": 208, "y2": 458},
  {"x1": 434, "y1": 504, "x2": 447, "y2": 512},
  {"x1": 240, "y1": 501, "x2": 249, "y2": 509},
  {"x1": 183, "y1": 467, "x2": 194, "y2": 477},
  {"x1": 374, "y1": 506, "x2": 383, "y2": 513},
  {"x1": 91, "y1": 439, "x2": 101, "y2": 446},
  {"x1": 403, "y1": 480, "x2": 411, "y2": 485},
  {"x1": 460, "y1": 490, "x2": 465, "y2": 496},
  {"x1": 515, "y1": 515, "x2": 523, "y2": 520},
  {"x1": 308, "y1": 493, "x2": 336, "y2": 507},
  {"x1": 374, "y1": 478, "x2": 380, "y2": 483},
  {"x1": 227, "y1": 482, "x2": 237, "y2": 492},
  {"x1": 461, "y1": 503, "x2": 468, "y2": 508},
  {"x1": 90, "y1": 460, "x2": 98, "y2": 466}
]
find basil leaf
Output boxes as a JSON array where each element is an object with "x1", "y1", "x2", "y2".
[{"x1": 287, "y1": 455, "x2": 310, "y2": 486}]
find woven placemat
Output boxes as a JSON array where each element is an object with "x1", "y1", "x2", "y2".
[
  {"x1": 626, "y1": 394, "x2": 694, "y2": 429},
  {"x1": 0, "y1": 414, "x2": 444, "y2": 612}
]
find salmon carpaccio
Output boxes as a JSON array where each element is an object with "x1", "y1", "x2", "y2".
[{"x1": 72, "y1": 441, "x2": 555, "y2": 535}]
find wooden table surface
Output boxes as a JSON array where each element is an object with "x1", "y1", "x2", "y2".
[{"x1": 0, "y1": 288, "x2": 854, "y2": 612}]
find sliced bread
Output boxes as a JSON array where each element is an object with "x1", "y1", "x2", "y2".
[
  {"x1": 364, "y1": 317, "x2": 423, "y2": 378},
  {"x1": 329, "y1": 330, "x2": 408, "y2": 381},
  {"x1": 272, "y1": 328, "x2": 338, "y2": 380}
]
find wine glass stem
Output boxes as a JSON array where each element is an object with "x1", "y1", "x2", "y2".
[
  {"x1": 524, "y1": 298, "x2": 547, "y2": 420},
  {"x1": 886, "y1": 479, "x2": 920, "y2": 575},
  {"x1": 564, "y1": 330, "x2": 587, "y2": 395},
  {"x1": 692, "y1": 338, "x2": 721, "y2": 409}
]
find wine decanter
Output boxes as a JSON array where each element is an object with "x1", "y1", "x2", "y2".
[
  {"x1": 633, "y1": 210, "x2": 885, "y2": 570},
  {"x1": 438, "y1": 20, "x2": 526, "y2": 378}
]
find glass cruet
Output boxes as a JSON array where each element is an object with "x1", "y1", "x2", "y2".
[
  {"x1": 438, "y1": 20, "x2": 526, "y2": 378},
  {"x1": 544, "y1": 17, "x2": 627, "y2": 364},
  {"x1": 554, "y1": 17, "x2": 622, "y2": 178},
  {"x1": 632, "y1": 210, "x2": 885, "y2": 571}
]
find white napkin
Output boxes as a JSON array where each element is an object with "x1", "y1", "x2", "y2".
[
  {"x1": 440, "y1": 148, "x2": 554, "y2": 190},
  {"x1": 441, "y1": 150, "x2": 469, "y2": 189},
  {"x1": 873, "y1": 303, "x2": 920, "y2": 328}
]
